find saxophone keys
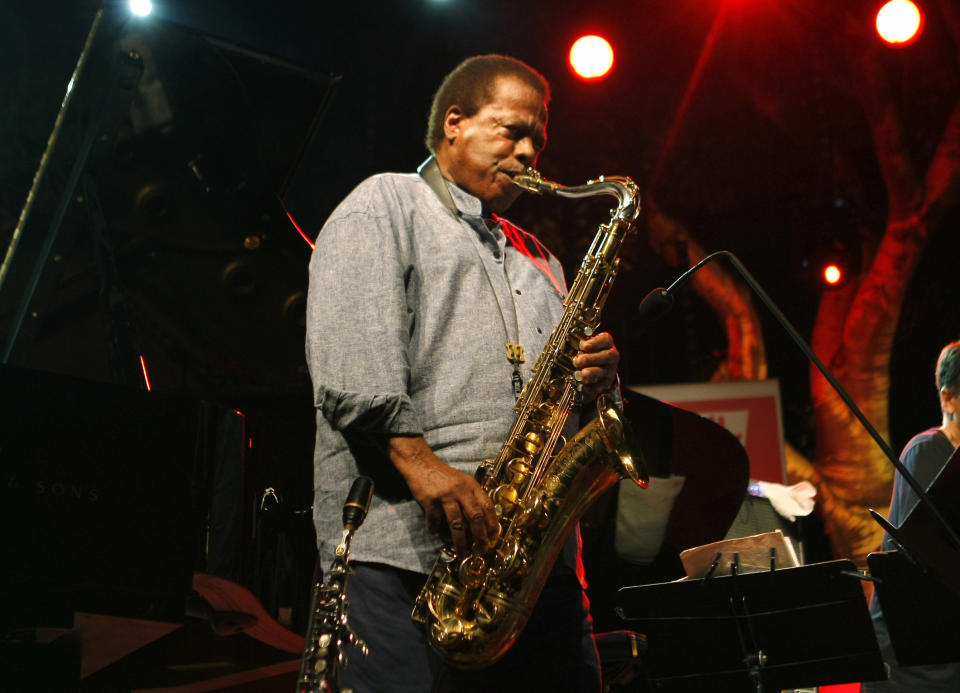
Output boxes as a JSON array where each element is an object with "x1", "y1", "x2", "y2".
[
  {"x1": 475, "y1": 597, "x2": 498, "y2": 628},
  {"x1": 482, "y1": 519, "x2": 503, "y2": 549},
  {"x1": 494, "y1": 538, "x2": 522, "y2": 577},
  {"x1": 519, "y1": 495, "x2": 550, "y2": 531},
  {"x1": 435, "y1": 617, "x2": 466, "y2": 645},
  {"x1": 494, "y1": 484, "x2": 519, "y2": 514},
  {"x1": 572, "y1": 371, "x2": 584, "y2": 392},
  {"x1": 521, "y1": 431, "x2": 542, "y2": 454},
  {"x1": 475, "y1": 458, "x2": 496, "y2": 484},
  {"x1": 506, "y1": 458, "x2": 532, "y2": 483},
  {"x1": 545, "y1": 378, "x2": 564, "y2": 398},
  {"x1": 458, "y1": 554, "x2": 487, "y2": 589},
  {"x1": 347, "y1": 631, "x2": 369, "y2": 657}
]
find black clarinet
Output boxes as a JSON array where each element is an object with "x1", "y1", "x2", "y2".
[{"x1": 297, "y1": 476, "x2": 374, "y2": 693}]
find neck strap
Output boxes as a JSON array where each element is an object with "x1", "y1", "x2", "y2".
[{"x1": 417, "y1": 156, "x2": 461, "y2": 219}]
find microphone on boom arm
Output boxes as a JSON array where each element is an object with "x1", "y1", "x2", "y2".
[
  {"x1": 636, "y1": 287, "x2": 674, "y2": 324},
  {"x1": 638, "y1": 250, "x2": 960, "y2": 553}
]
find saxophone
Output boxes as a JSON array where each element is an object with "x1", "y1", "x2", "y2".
[{"x1": 411, "y1": 168, "x2": 650, "y2": 668}]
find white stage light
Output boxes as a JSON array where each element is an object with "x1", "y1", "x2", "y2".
[{"x1": 129, "y1": 0, "x2": 153, "y2": 17}]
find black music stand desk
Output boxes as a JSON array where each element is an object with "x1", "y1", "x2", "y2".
[
  {"x1": 868, "y1": 550, "x2": 960, "y2": 667},
  {"x1": 874, "y1": 444, "x2": 960, "y2": 595},
  {"x1": 616, "y1": 560, "x2": 885, "y2": 692}
]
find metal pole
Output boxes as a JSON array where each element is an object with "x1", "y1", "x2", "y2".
[{"x1": 0, "y1": 9, "x2": 104, "y2": 361}]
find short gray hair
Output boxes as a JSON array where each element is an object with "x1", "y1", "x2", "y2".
[{"x1": 936, "y1": 340, "x2": 960, "y2": 392}]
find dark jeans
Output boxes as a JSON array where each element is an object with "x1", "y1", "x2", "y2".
[{"x1": 337, "y1": 561, "x2": 602, "y2": 693}]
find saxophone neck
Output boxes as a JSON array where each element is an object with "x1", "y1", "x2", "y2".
[{"x1": 512, "y1": 167, "x2": 640, "y2": 224}]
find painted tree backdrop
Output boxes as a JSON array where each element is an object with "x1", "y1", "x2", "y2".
[{"x1": 641, "y1": 1, "x2": 960, "y2": 565}]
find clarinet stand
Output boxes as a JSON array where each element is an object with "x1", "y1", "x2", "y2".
[{"x1": 616, "y1": 559, "x2": 885, "y2": 692}]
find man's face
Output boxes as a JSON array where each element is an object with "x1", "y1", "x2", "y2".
[{"x1": 437, "y1": 75, "x2": 548, "y2": 214}]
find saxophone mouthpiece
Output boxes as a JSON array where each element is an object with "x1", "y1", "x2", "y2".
[{"x1": 512, "y1": 167, "x2": 551, "y2": 194}]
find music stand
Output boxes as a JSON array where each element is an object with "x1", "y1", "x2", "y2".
[
  {"x1": 867, "y1": 551, "x2": 960, "y2": 667},
  {"x1": 875, "y1": 445, "x2": 960, "y2": 595},
  {"x1": 616, "y1": 560, "x2": 884, "y2": 692}
]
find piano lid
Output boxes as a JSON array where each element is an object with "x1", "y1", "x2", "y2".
[{"x1": 0, "y1": 12, "x2": 338, "y2": 398}]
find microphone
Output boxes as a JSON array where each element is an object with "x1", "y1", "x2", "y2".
[
  {"x1": 636, "y1": 287, "x2": 674, "y2": 323},
  {"x1": 637, "y1": 250, "x2": 733, "y2": 323},
  {"x1": 342, "y1": 476, "x2": 374, "y2": 531},
  {"x1": 642, "y1": 250, "x2": 960, "y2": 552}
]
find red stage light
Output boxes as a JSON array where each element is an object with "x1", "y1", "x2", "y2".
[
  {"x1": 569, "y1": 35, "x2": 614, "y2": 80},
  {"x1": 876, "y1": 0, "x2": 923, "y2": 46},
  {"x1": 824, "y1": 264, "x2": 843, "y2": 285}
]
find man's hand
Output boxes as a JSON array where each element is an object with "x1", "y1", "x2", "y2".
[
  {"x1": 574, "y1": 332, "x2": 620, "y2": 402},
  {"x1": 388, "y1": 436, "x2": 499, "y2": 554}
]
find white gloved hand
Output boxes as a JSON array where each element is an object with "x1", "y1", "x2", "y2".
[{"x1": 757, "y1": 480, "x2": 816, "y2": 522}]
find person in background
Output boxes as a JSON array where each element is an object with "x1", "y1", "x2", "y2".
[{"x1": 863, "y1": 340, "x2": 960, "y2": 692}]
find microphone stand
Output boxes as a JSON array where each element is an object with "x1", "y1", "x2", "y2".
[{"x1": 638, "y1": 250, "x2": 960, "y2": 553}]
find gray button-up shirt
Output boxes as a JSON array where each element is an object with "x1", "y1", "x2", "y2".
[{"x1": 307, "y1": 170, "x2": 577, "y2": 574}]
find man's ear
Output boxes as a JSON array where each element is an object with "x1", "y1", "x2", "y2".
[
  {"x1": 442, "y1": 105, "x2": 465, "y2": 142},
  {"x1": 941, "y1": 387, "x2": 956, "y2": 416}
]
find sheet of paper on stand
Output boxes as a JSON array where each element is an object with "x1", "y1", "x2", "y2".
[{"x1": 679, "y1": 529, "x2": 800, "y2": 578}]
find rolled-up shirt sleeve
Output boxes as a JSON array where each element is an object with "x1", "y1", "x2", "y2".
[{"x1": 306, "y1": 178, "x2": 423, "y2": 436}]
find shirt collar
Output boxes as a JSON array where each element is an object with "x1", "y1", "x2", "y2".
[{"x1": 445, "y1": 178, "x2": 485, "y2": 218}]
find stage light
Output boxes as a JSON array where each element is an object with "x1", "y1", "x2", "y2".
[
  {"x1": 876, "y1": 0, "x2": 923, "y2": 46},
  {"x1": 569, "y1": 35, "x2": 614, "y2": 80},
  {"x1": 129, "y1": 0, "x2": 153, "y2": 17},
  {"x1": 823, "y1": 264, "x2": 842, "y2": 286}
]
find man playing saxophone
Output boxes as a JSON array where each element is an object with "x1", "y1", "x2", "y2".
[{"x1": 307, "y1": 54, "x2": 620, "y2": 692}]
